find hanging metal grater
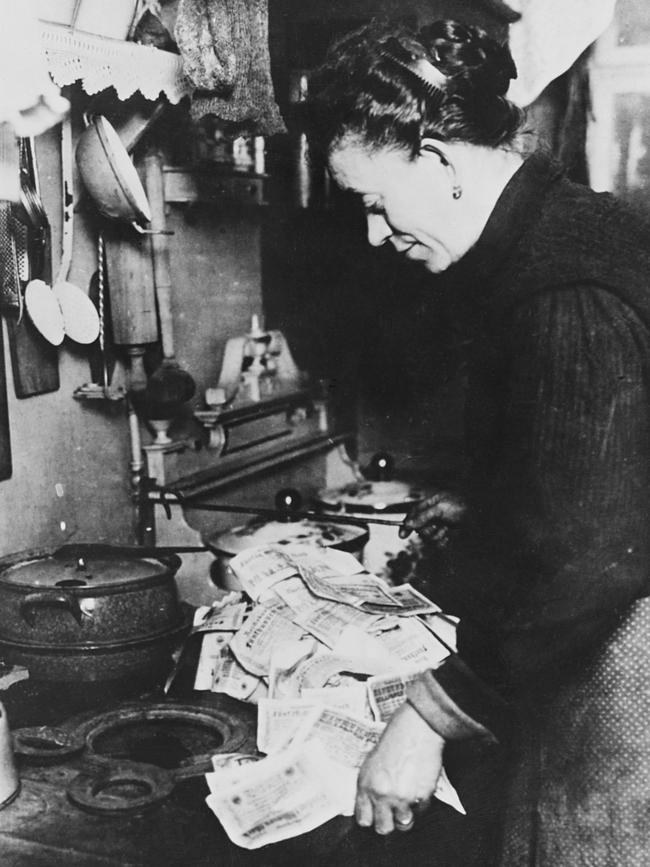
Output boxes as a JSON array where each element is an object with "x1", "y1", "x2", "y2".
[
  {"x1": 11, "y1": 215, "x2": 30, "y2": 283},
  {"x1": 0, "y1": 203, "x2": 21, "y2": 313}
]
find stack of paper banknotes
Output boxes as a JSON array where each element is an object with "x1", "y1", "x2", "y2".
[{"x1": 192, "y1": 543, "x2": 463, "y2": 849}]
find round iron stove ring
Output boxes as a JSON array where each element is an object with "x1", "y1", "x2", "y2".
[
  {"x1": 80, "y1": 702, "x2": 249, "y2": 779},
  {"x1": 14, "y1": 700, "x2": 252, "y2": 815}
]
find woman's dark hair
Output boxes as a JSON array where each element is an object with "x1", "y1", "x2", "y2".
[{"x1": 306, "y1": 19, "x2": 524, "y2": 159}]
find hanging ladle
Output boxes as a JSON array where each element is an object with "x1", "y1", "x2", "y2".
[
  {"x1": 25, "y1": 119, "x2": 100, "y2": 346},
  {"x1": 52, "y1": 115, "x2": 100, "y2": 345}
]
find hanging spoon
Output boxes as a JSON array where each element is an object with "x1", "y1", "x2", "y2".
[
  {"x1": 21, "y1": 136, "x2": 66, "y2": 346},
  {"x1": 52, "y1": 114, "x2": 100, "y2": 345},
  {"x1": 26, "y1": 120, "x2": 100, "y2": 346}
]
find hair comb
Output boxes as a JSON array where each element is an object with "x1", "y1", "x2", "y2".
[{"x1": 378, "y1": 36, "x2": 447, "y2": 105}]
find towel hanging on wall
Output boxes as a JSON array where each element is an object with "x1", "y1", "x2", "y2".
[{"x1": 174, "y1": 0, "x2": 286, "y2": 135}]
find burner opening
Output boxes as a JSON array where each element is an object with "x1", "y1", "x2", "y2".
[{"x1": 90, "y1": 719, "x2": 226, "y2": 770}]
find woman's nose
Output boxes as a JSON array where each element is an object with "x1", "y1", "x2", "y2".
[{"x1": 366, "y1": 213, "x2": 392, "y2": 247}]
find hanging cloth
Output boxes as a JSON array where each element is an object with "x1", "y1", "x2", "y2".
[
  {"x1": 506, "y1": 0, "x2": 617, "y2": 106},
  {"x1": 174, "y1": 0, "x2": 286, "y2": 135},
  {"x1": 0, "y1": 0, "x2": 68, "y2": 140}
]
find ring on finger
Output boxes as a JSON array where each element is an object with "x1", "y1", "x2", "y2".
[{"x1": 394, "y1": 813, "x2": 414, "y2": 832}]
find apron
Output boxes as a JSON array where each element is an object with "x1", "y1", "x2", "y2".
[{"x1": 500, "y1": 597, "x2": 650, "y2": 866}]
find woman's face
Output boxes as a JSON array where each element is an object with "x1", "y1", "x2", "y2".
[{"x1": 328, "y1": 140, "x2": 471, "y2": 274}]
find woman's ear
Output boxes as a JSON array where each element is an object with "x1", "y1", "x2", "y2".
[
  {"x1": 419, "y1": 139, "x2": 462, "y2": 199},
  {"x1": 419, "y1": 138, "x2": 452, "y2": 166}
]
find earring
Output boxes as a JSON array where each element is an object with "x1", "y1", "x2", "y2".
[{"x1": 452, "y1": 183, "x2": 462, "y2": 200}]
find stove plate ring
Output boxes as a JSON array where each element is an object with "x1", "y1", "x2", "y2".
[
  {"x1": 77, "y1": 701, "x2": 249, "y2": 779},
  {"x1": 67, "y1": 760, "x2": 175, "y2": 814}
]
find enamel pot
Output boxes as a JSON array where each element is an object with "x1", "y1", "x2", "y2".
[
  {"x1": 314, "y1": 479, "x2": 425, "y2": 582},
  {"x1": 0, "y1": 546, "x2": 189, "y2": 682}
]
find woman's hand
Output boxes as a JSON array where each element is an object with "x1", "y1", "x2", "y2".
[
  {"x1": 355, "y1": 701, "x2": 446, "y2": 835},
  {"x1": 399, "y1": 491, "x2": 467, "y2": 545}
]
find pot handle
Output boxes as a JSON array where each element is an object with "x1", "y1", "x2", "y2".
[{"x1": 20, "y1": 592, "x2": 84, "y2": 628}]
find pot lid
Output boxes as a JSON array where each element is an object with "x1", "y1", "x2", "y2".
[
  {"x1": 207, "y1": 517, "x2": 367, "y2": 557},
  {"x1": 316, "y1": 480, "x2": 423, "y2": 513},
  {"x1": 0, "y1": 553, "x2": 170, "y2": 591}
]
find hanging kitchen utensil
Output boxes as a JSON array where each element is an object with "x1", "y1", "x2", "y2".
[
  {"x1": 6, "y1": 137, "x2": 60, "y2": 398},
  {"x1": 141, "y1": 151, "x2": 195, "y2": 415},
  {"x1": 0, "y1": 203, "x2": 21, "y2": 313},
  {"x1": 0, "y1": 318, "x2": 10, "y2": 480},
  {"x1": 93, "y1": 233, "x2": 118, "y2": 392},
  {"x1": 13, "y1": 139, "x2": 47, "y2": 271},
  {"x1": 0, "y1": 127, "x2": 14, "y2": 479},
  {"x1": 102, "y1": 218, "x2": 158, "y2": 392},
  {"x1": 75, "y1": 115, "x2": 174, "y2": 235},
  {"x1": 23, "y1": 279, "x2": 64, "y2": 345},
  {"x1": 54, "y1": 280, "x2": 100, "y2": 344},
  {"x1": 73, "y1": 235, "x2": 126, "y2": 401},
  {"x1": 25, "y1": 121, "x2": 99, "y2": 347},
  {"x1": 0, "y1": 122, "x2": 21, "y2": 312},
  {"x1": 52, "y1": 116, "x2": 100, "y2": 345}
]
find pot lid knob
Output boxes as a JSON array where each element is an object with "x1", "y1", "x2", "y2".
[
  {"x1": 275, "y1": 488, "x2": 303, "y2": 522},
  {"x1": 366, "y1": 451, "x2": 394, "y2": 481}
]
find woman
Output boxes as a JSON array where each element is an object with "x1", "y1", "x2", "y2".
[{"x1": 307, "y1": 19, "x2": 650, "y2": 867}]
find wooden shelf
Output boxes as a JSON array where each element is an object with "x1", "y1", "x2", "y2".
[{"x1": 163, "y1": 166, "x2": 269, "y2": 206}]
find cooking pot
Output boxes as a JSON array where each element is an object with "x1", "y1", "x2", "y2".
[
  {"x1": 75, "y1": 115, "x2": 153, "y2": 232},
  {"x1": 316, "y1": 479, "x2": 423, "y2": 514},
  {"x1": 205, "y1": 516, "x2": 369, "y2": 591},
  {"x1": 315, "y1": 479, "x2": 424, "y2": 582},
  {"x1": 0, "y1": 545, "x2": 189, "y2": 682}
]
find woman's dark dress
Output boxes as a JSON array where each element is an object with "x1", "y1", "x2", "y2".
[{"x1": 406, "y1": 153, "x2": 650, "y2": 865}]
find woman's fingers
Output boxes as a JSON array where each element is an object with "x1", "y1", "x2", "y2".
[
  {"x1": 357, "y1": 796, "x2": 426, "y2": 835},
  {"x1": 355, "y1": 789, "x2": 374, "y2": 827},
  {"x1": 356, "y1": 785, "x2": 411, "y2": 835},
  {"x1": 399, "y1": 496, "x2": 441, "y2": 538},
  {"x1": 418, "y1": 524, "x2": 449, "y2": 545},
  {"x1": 373, "y1": 800, "x2": 398, "y2": 835},
  {"x1": 399, "y1": 492, "x2": 466, "y2": 539}
]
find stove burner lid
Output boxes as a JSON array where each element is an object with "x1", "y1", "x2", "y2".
[
  {"x1": 12, "y1": 699, "x2": 256, "y2": 814},
  {"x1": 67, "y1": 761, "x2": 175, "y2": 814}
]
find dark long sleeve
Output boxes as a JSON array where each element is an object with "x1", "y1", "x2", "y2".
[{"x1": 408, "y1": 284, "x2": 650, "y2": 739}]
